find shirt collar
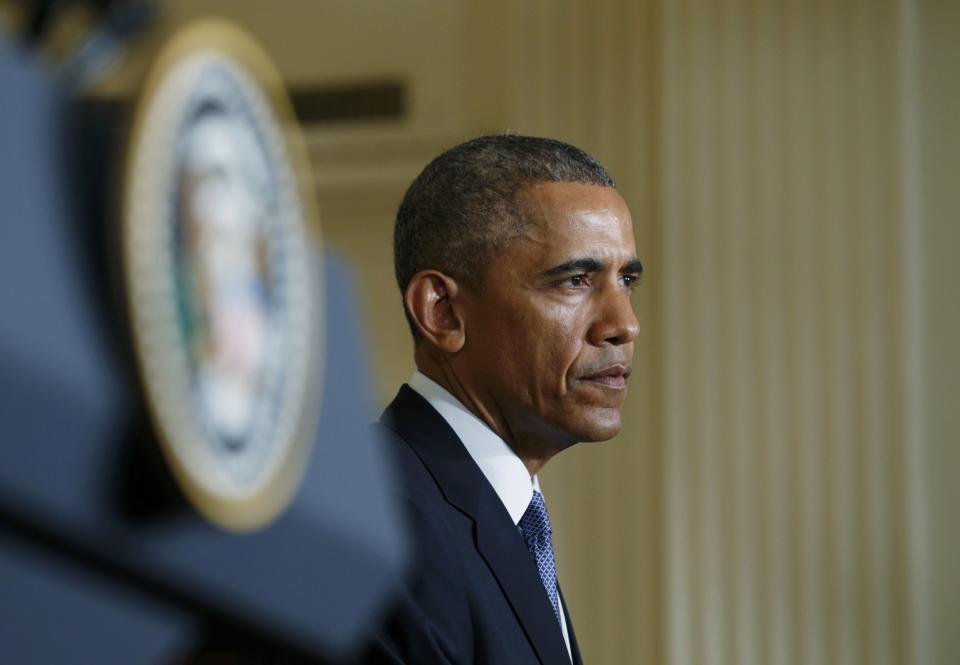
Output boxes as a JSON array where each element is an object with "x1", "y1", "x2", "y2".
[{"x1": 407, "y1": 371, "x2": 538, "y2": 525}]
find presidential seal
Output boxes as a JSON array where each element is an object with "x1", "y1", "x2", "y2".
[{"x1": 122, "y1": 19, "x2": 323, "y2": 530}]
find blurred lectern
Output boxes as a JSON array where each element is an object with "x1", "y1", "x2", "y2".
[{"x1": 0, "y1": 22, "x2": 406, "y2": 665}]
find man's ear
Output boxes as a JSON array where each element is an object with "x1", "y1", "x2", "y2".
[{"x1": 404, "y1": 270, "x2": 466, "y2": 353}]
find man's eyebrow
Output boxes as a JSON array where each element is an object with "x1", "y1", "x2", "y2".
[
  {"x1": 623, "y1": 259, "x2": 644, "y2": 275},
  {"x1": 539, "y1": 257, "x2": 644, "y2": 278},
  {"x1": 539, "y1": 258, "x2": 605, "y2": 278}
]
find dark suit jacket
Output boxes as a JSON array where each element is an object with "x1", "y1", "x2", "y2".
[{"x1": 361, "y1": 385, "x2": 583, "y2": 665}]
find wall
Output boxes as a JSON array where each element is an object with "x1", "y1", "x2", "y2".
[
  {"x1": 912, "y1": 0, "x2": 960, "y2": 663},
  {"x1": 659, "y1": 1, "x2": 912, "y2": 663}
]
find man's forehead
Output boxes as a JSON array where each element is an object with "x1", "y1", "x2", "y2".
[{"x1": 514, "y1": 181, "x2": 636, "y2": 252}]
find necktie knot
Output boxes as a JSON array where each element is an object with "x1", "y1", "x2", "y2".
[
  {"x1": 519, "y1": 489, "x2": 553, "y2": 542},
  {"x1": 518, "y1": 490, "x2": 562, "y2": 629}
]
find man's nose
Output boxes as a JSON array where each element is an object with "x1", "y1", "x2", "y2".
[{"x1": 588, "y1": 289, "x2": 639, "y2": 346}]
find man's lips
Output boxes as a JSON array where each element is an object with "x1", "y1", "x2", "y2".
[{"x1": 577, "y1": 364, "x2": 632, "y2": 389}]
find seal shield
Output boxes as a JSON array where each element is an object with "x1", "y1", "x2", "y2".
[{"x1": 122, "y1": 19, "x2": 323, "y2": 531}]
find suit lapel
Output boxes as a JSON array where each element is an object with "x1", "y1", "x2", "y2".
[
  {"x1": 382, "y1": 386, "x2": 571, "y2": 665},
  {"x1": 474, "y1": 494, "x2": 572, "y2": 664}
]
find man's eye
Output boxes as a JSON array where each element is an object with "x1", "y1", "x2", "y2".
[
  {"x1": 621, "y1": 274, "x2": 640, "y2": 288},
  {"x1": 566, "y1": 275, "x2": 588, "y2": 287}
]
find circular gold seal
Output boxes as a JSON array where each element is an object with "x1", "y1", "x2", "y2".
[{"x1": 121, "y1": 19, "x2": 323, "y2": 531}]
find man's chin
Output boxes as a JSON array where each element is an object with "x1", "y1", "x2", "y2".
[{"x1": 567, "y1": 409, "x2": 623, "y2": 443}]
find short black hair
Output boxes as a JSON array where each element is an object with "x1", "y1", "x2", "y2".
[{"x1": 393, "y1": 134, "x2": 615, "y2": 303}]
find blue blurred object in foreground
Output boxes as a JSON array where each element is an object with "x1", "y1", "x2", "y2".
[{"x1": 0, "y1": 35, "x2": 407, "y2": 664}]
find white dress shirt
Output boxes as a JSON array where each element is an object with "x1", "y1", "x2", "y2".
[{"x1": 408, "y1": 371, "x2": 573, "y2": 662}]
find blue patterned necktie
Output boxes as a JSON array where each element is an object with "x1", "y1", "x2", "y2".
[{"x1": 518, "y1": 490, "x2": 562, "y2": 628}]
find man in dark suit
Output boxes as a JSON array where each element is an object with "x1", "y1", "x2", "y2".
[{"x1": 363, "y1": 135, "x2": 641, "y2": 664}]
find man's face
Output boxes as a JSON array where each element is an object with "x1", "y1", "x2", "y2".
[{"x1": 457, "y1": 181, "x2": 640, "y2": 451}]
